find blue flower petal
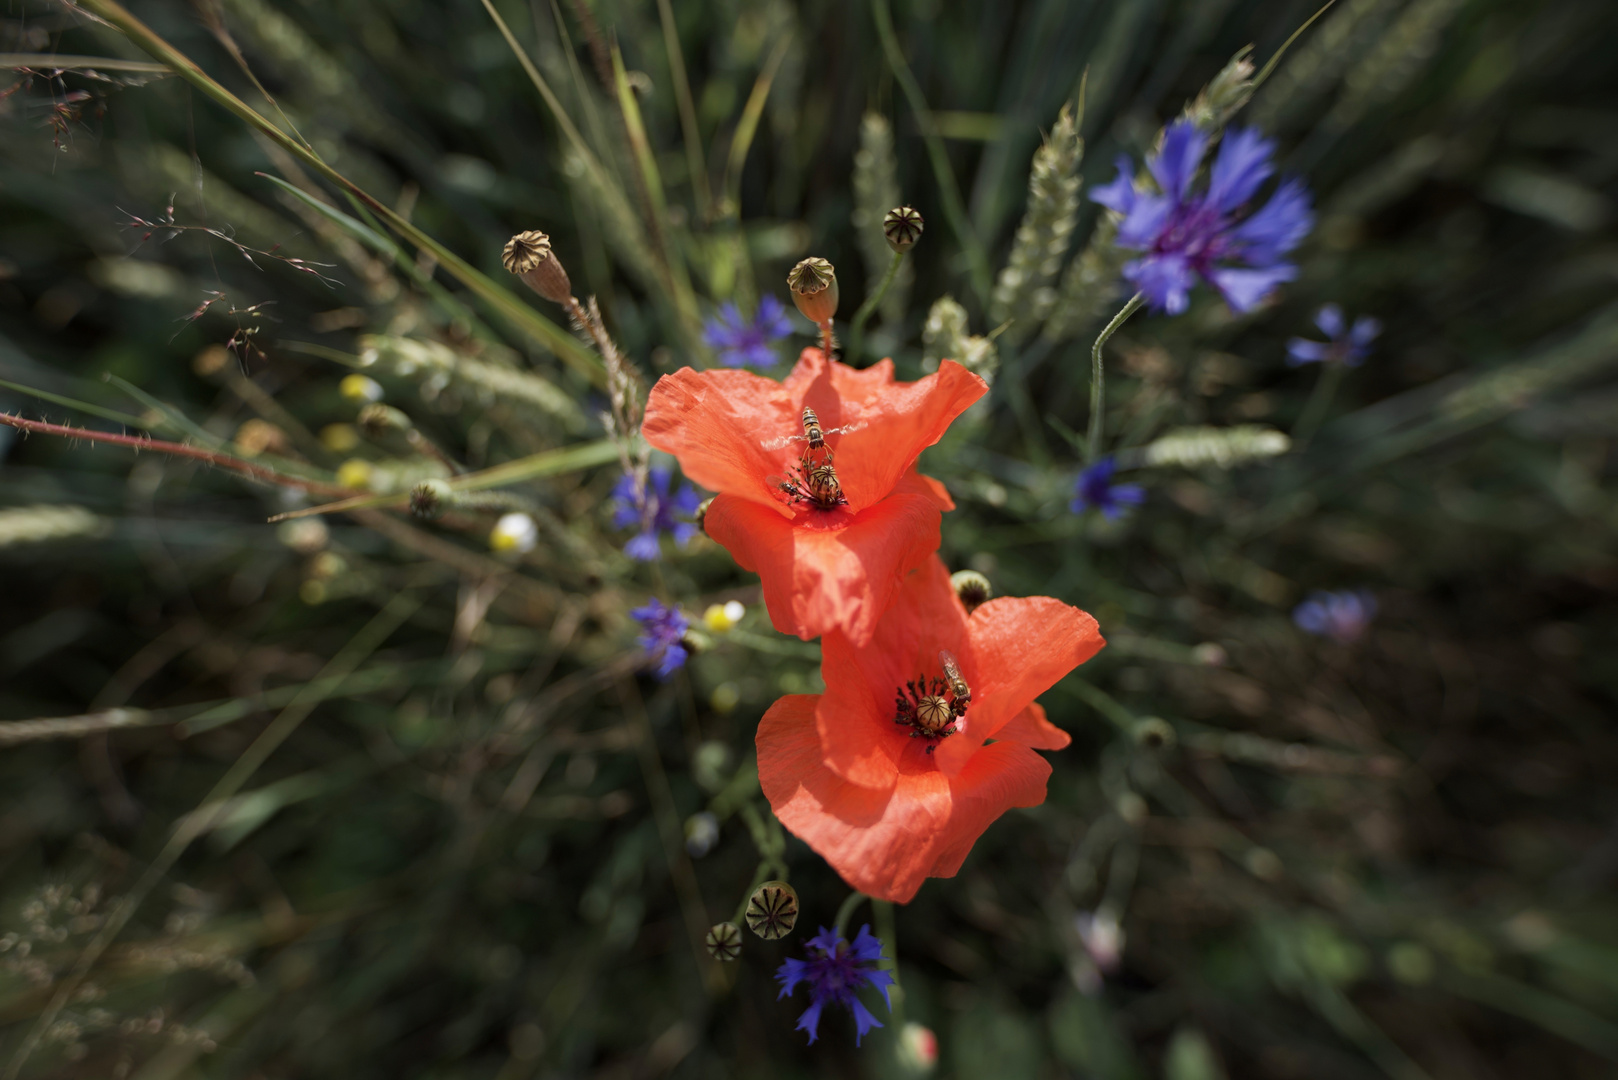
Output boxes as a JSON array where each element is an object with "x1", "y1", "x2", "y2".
[
  {"x1": 1230, "y1": 178, "x2": 1313, "y2": 265},
  {"x1": 1090, "y1": 155, "x2": 1138, "y2": 214},
  {"x1": 1314, "y1": 303, "x2": 1345, "y2": 339},
  {"x1": 1206, "y1": 264, "x2": 1296, "y2": 313},
  {"x1": 624, "y1": 532, "x2": 662, "y2": 561},
  {"x1": 848, "y1": 998, "x2": 885, "y2": 1047},
  {"x1": 1208, "y1": 127, "x2": 1276, "y2": 212},
  {"x1": 1115, "y1": 193, "x2": 1175, "y2": 250},
  {"x1": 776, "y1": 957, "x2": 809, "y2": 997},
  {"x1": 1127, "y1": 253, "x2": 1197, "y2": 315},
  {"x1": 1148, "y1": 120, "x2": 1207, "y2": 204},
  {"x1": 796, "y1": 999, "x2": 826, "y2": 1045},
  {"x1": 1349, "y1": 315, "x2": 1382, "y2": 347},
  {"x1": 1285, "y1": 338, "x2": 1333, "y2": 366}
]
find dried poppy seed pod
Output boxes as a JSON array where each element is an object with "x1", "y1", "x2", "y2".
[
  {"x1": 745, "y1": 880, "x2": 799, "y2": 940},
  {"x1": 357, "y1": 402, "x2": 411, "y2": 435},
  {"x1": 410, "y1": 478, "x2": 452, "y2": 520},
  {"x1": 705, "y1": 921, "x2": 742, "y2": 962},
  {"x1": 1132, "y1": 716, "x2": 1176, "y2": 751},
  {"x1": 787, "y1": 258, "x2": 839, "y2": 325},
  {"x1": 950, "y1": 569, "x2": 992, "y2": 614},
  {"x1": 502, "y1": 230, "x2": 572, "y2": 305},
  {"x1": 883, "y1": 206, "x2": 924, "y2": 253}
]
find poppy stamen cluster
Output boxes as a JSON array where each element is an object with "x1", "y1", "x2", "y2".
[{"x1": 893, "y1": 650, "x2": 971, "y2": 749}]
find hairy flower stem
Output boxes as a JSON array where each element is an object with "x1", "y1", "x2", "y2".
[
  {"x1": 833, "y1": 890, "x2": 871, "y2": 939},
  {"x1": 820, "y1": 319, "x2": 836, "y2": 363},
  {"x1": 873, "y1": 898, "x2": 905, "y2": 1022},
  {"x1": 1293, "y1": 359, "x2": 1348, "y2": 446},
  {"x1": 0, "y1": 413, "x2": 348, "y2": 495},
  {"x1": 1088, "y1": 293, "x2": 1145, "y2": 461},
  {"x1": 848, "y1": 250, "x2": 905, "y2": 361}
]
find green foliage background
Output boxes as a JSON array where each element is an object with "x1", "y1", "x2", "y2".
[{"x1": 1, "y1": 0, "x2": 1616, "y2": 1077}]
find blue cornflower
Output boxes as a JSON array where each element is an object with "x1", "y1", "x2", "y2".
[
  {"x1": 631, "y1": 598, "x2": 690, "y2": 679},
  {"x1": 1091, "y1": 121, "x2": 1314, "y2": 315},
  {"x1": 1286, "y1": 304, "x2": 1382, "y2": 367},
  {"x1": 776, "y1": 924, "x2": 895, "y2": 1047},
  {"x1": 1071, "y1": 457, "x2": 1146, "y2": 521},
  {"x1": 703, "y1": 295, "x2": 794, "y2": 368},
  {"x1": 611, "y1": 467, "x2": 702, "y2": 561},
  {"x1": 1293, "y1": 589, "x2": 1377, "y2": 644}
]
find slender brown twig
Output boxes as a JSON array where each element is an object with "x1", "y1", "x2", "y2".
[{"x1": 0, "y1": 413, "x2": 350, "y2": 495}]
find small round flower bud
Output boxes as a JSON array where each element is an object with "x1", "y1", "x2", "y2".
[
  {"x1": 899, "y1": 1022, "x2": 939, "y2": 1072},
  {"x1": 745, "y1": 880, "x2": 799, "y2": 940},
  {"x1": 336, "y1": 458, "x2": 374, "y2": 490},
  {"x1": 705, "y1": 921, "x2": 742, "y2": 962},
  {"x1": 490, "y1": 512, "x2": 538, "y2": 554},
  {"x1": 410, "y1": 478, "x2": 452, "y2": 520},
  {"x1": 339, "y1": 373, "x2": 384, "y2": 403},
  {"x1": 233, "y1": 419, "x2": 287, "y2": 458},
  {"x1": 320, "y1": 423, "x2": 359, "y2": 452},
  {"x1": 357, "y1": 403, "x2": 411, "y2": 435},
  {"x1": 502, "y1": 230, "x2": 573, "y2": 305},
  {"x1": 950, "y1": 569, "x2": 992, "y2": 614},
  {"x1": 787, "y1": 257, "x2": 839, "y2": 325},
  {"x1": 883, "y1": 206, "x2": 924, "y2": 253},
  {"x1": 693, "y1": 741, "x2": 735, "y2": 793},
  {"x1": 684, "y1": 812, "x2": 720, "y2": 858},
  {"x1": 1132, "y1": 716, "x2": 1176, "y2": 752}
]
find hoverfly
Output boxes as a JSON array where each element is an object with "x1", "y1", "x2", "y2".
[
  {"x1": 938, "y1": 648, "x2": 971, "y2": 709},
  {"x1": 767, "y1": 457, "x2": 848, "y2": 511},
  {"x1": 801, "y1": 406, "x2": 825, "y2": 451}
]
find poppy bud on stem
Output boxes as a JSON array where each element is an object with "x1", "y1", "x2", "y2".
[{"x1": 788, "y1": 257, "x2": 839, "y2": 361}]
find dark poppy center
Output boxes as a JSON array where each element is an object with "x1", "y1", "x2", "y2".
[{"x1": 893, "y1": 652, "x2": 971, "y2": 752}]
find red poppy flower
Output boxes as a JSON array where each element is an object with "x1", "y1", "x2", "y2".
[
  {"x1": 756, "y1": 556, "x2": 1104, "y2": 903},
  {"x1": 642, "y1": 348, "x2": 985, "y2": 644}
]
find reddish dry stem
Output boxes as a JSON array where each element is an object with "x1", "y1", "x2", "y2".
[{"x1": 0, "y1": 413, "x2": 350, "y2": 496}]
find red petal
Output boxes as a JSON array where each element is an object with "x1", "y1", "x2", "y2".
[
  {"x1": 641, "y1": 366, "x2": 796, "y2": 511},
  {"x1": 703, "y1": 480, "x2": 943, "y2": 645},
  {"x1": 995, "y1": 702, "x2": 1071, "y2": 750},
  {"x1": 782, "y1": 349, "x2": 985, "y2": 511},
  {"x1": 758, "y1": 694, "x2": 1054, "y2": 903},
  {"x1": 962, "y1": 597, "x2": 1104, "y2": 742}
]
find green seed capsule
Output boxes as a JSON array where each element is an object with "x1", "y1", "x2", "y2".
[
  {"x1": 745, "y1": 880, "x2": 799, "y2": 940},
  {"x1": 705, "y1": 921, "x2": 743, "y2": 962},
  {"x1": 788, "y1": 258, "x2": 839, "y2": 325}
]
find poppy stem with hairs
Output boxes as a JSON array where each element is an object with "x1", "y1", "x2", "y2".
[
  {"x1": 848, "y1": 249, "x2": 905, "y2": 362},
  {"x1": 833, "y1": 890, "x2": 871, "y2": 939},
  {"x1": 1088, "y1": 292, "x2": 1145, "y2": 462}
]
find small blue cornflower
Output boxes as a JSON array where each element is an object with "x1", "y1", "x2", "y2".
[
  {"x1": 1071, "y1": 457, "x2": 1146, "y2": 521},
  {"x1": 703, "y1": 295, "x2": 793, "y2": 368},
  {"x1": 1286, "y1": 304, "x2": 1382, "y2": 367},
  {"x1": 1091, "y1": 121, "x2": 1314, "y2": 315},
  {"x1": 631, "y1": 598, "x2": 690, "y2": 679},
  {"x1": 776, "y1": 924, "x2": 895, "y2": 1047},
  {"x1": 1293, "y1": 589, "x2": 1377, "y2": 644},
  {"x1": 611, "y1": 467, "x2": 702, "y2": 561}
]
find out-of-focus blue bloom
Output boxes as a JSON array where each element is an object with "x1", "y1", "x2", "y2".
[
  {"x1": 776, "y1": 924, "x2": 894, "y2": 1047},
  {"x1": 1071, "y1": 458, "x2": 1146, "y2": 521},
  {"x1": 631, "y1": 598, "x2": 690, "y2": 679},
  {"x1": 1293, "y1": 589, "x2": 1377, "y2": 644},
  {"x1": 703, "y1": 295, "x2": 794, "y2": 368},
  {"x1": 611, "y1": 467, "x2": 702, "y2": 561},
  {"x1": 1286, "y1": 304, "x2": 1382, "y2": 367},
  {"x1": 1090, "y1": 121, "x2": 1313, "y2": 315}
]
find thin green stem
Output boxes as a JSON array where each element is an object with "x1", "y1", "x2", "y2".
[
  {"x1": 654, "y1": 0, "x2": 711, "y2": 217},
  {"x1": 870, "y1": 0, "x2": 991, "y2": 303},
  {"x1": 1087, "y1": 292, "x2": 1145, "y2": 461},
  {"x1": 833, "y1": 890, "x2": 871, "y2": 938},
  {"x1": 849, "y1": 249, "x2": 905, "y2": 361},
  {"x1": 1293, "y1": 360, "x2": 1347, "y2": 446},
  {"x1": 873, "y1": 898, "x2": 904, "y2": 1029}
]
